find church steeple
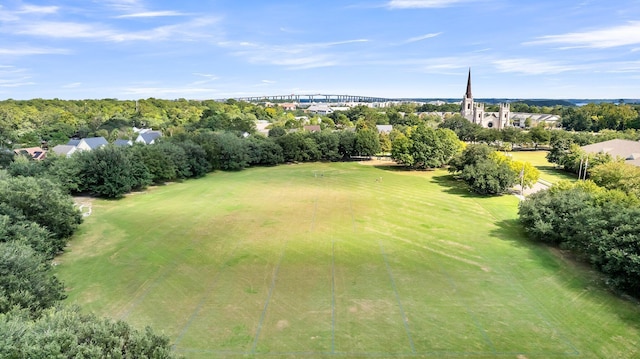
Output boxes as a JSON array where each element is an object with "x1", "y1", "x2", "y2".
[
  {"x1": 461, "y1": 68, "x2": 474, "y2": 119},
  {"x1": 465, "y1": 68, "x2": 472, "y2": 99}
]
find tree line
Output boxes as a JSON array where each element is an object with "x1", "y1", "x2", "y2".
[
  {"x1": 0, "y1": 172, "x2": 176, "y2": 357},
  {"x1": 2, "y1": 97, "x2": 638, "y2": 150},
  {"x1": 519, "y1": 180, "x2": 640, "y2": 297}
]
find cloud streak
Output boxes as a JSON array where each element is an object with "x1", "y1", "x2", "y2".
[
  {"x1": 220, "y1": 39, "x2": 369, "y2": 69},
  {"x1": 116, "y1": 11, "x2": 190, "y2": 18},
  {"x1": 387, "y1": 0, "x2": 475, "y2": 9},
  {"x1": 403, "y1": 32, "x2": 442, "y2": 43},
  {"x1": 0, "y1": 47, "x2": 69, "y2": 55},
  {"x1": 493, "y1": 58, "x2": 578, "y2": 74},
  {"x1": 527, "y1": 21, "x2": 640, "y2": 48}
]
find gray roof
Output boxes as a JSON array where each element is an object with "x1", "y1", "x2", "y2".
[
  {"x1": 138, "y1": 131, "x2": 162, "y2": 144},
  {"x1": 52, "y1": 145, "x2": 76, "y2": 156},
  {"x1": 67, "y1": 137, "x2": 108, "y2": 150},
  {"x1": 114, "y1": 139, "x2": 132, "y2": 147},
  {"x1": 83, "y1": 137, "x2": 108, "y2": 149},
  {"x1": 581, "y1": 139, "x2": 640, "y2": 166}
]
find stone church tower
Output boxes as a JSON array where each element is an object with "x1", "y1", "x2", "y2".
[
  {"x1": 461, "y1": 69, "x2": 474, "y2": 118},
  {"x1": 498, "y1": 103, "x2": 510, "y2": 129},
  {"x1": 460, "y1": 69, "x2": 511, "y2": 128}
]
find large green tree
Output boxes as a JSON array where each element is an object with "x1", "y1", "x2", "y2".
[
  {"x1": 75, "y1": 146, "x2": 136, "y2": 198},
  {"x1": 391, "y1": 125, "x2": 462, "y2": 169},
  {"x1": 354, "y1": 128, "x2": 381, "y2": 157},
  {"x1": 0, "y1": 242, "x2": 66, "y2": 315},
  {"x1": 0, "y1": 176, "x2": 82, "y2": 243},
  {"x1": 0, "y1": 306, "x2": 176, "y2": 358}
]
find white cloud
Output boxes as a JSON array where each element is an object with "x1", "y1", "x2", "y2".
[
  {"x1": 403, "y1": 32, "x2": 442, "y2": 43},
  {"x1": 101, "y1": 0, "x2": 144, "y2": 12},
  {"x1": 527, "y1": 21, "x2": 640, "y2": 48},
  {"x1": 0, "y1": 66, "x2": 34, "y2": 87},
  {"x1": 17, "y1": 5, "x2": 59, "y2": 14},
  {"x1": 220, "y1": 39, "x2": 369, "y2": 69},
  {"x1": 493, "y1": 58, "x2": 578, "y2": 74},
  {"x1": 387, "y1": 0, "x2": 474, "y2": 8},
  {"x1": 116, "y1": 11, "x2": 189, "y2": 18},
  {"x1": 5, "y1": 17, "x2": 219, "y2": 42},
  {"x1": 262, "y1": 80, "x2": 276, "y2": 84},
  {"x1": 12, "y1": 21, "x2": 115, "y2": 39},
  {"x1": 0, "y1": 47, "x2": 69, "y2": 55}
]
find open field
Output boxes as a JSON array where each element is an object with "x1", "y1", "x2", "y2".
[
  {"x1": 508, "y1": 151, "x2": 576, "y2": 184},
  {"x1": 56, "y1": 162, "x2": 640, "y2": 358}
]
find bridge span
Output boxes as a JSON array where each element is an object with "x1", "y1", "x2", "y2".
[{"x1": 224, "y1": 94, "x2": 406, "y2": 103}]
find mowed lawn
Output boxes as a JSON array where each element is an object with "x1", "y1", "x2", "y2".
[
  {"x1": 56, "y1": 161, "x2": 640, "y2": 358},
  {"x1": 508, "y1": 150, "x2": 576, "y2": 184}
]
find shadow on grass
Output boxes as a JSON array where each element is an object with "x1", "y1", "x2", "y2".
[
  {"x1": 429, "y1": 172, "x2": 487, "y2": 198},
  {"x1": 491, "y1": 218, "x2": 640, "y2": 330}
]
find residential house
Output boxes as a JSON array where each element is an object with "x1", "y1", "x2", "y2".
[
  {"x1": 280, "y1": 103, "x2": 297, "y2": 111},
  {"x1": 303, "y1": 125, "x2": 321, "y2": 133},
  {"x1": 69, "y1": 137, "x2": 108, "y2": 151},
  {"x1": 51, "y1": 145, "x2": 77, "y2": 157},
  {"x1": 51, "y1": 137, "x2": 107, "y2": 157},
  {"x1": 581, "y1": 139, "x2": 640, "y2": 167},
  {"x1": 135, "y1": 130, "x2": 162, "y2": 145},
  {"x1": 13, "y1": 147, "x2": 46, "y2": 160},
  {"x1": 307, "y1": 104, "x2": 334, "y2": 115},
  {"x1": 114, "y1": 139, "x2": 133, "y2": 147}
]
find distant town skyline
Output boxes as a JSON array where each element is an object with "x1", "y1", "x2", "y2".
[{"x1": 1, "y1": 0, "x2": 639, "y2": 100}]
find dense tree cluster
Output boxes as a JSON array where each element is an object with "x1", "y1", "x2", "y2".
[
  {"x1": 5, "y1": 126, "x2": 384, "y2": 199},
  {"x1": 560, "y1": 103, "x2": 640, "y2": 131},
  {"x1": 519, "y1": 181, "x2": 640, "y2": 296},
  {"x1": 0, "y1": 172, "x2": 177, "y2": 356},
  {"x1": 390, "y1": 124, "x2": 462, "y2": 169},
  {"x1": 449, "y1": 144, "x2": 540, "y2": 195},
  {"x1": 0, "y1": 306, "x2": 174, "y2": 358}
]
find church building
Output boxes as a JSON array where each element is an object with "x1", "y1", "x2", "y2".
[{"x1": 460, "y1": 69, "x2": 511, "y2": 129}]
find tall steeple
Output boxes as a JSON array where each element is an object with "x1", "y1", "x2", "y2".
[
  {"x1": 461, "y1": 68, "x2": 474, "y2": 119},
  {"x1": 465, "y1": 68, "x2": 472, "y2": 99}
]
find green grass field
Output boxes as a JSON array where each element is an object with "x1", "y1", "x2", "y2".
[
  {"x1": 508, "y1": 150, "x2": 576, "y2": 184},
  {"x1": 56, "y1": 161, "x2": 640, "y2": 358}
]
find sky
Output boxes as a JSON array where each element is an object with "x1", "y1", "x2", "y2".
[{"x1": 1, "y1": 0, "x2": 640, "y2": 100}]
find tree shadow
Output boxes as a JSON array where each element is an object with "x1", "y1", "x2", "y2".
[
  {"x1": 490, "y1": 218, "x2": 640, "y2": 329},
  {"x1": 429, "y1": 172, "x2": 484, "y2": 198}
]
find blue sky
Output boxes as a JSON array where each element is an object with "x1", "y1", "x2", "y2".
[{"x1": 1, "y1": 0, "x2": 639, "y2": 100}]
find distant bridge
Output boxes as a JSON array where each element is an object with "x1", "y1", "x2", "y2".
[{"x1": 223, "y1": 94, "x2": 404, "y2": 103}]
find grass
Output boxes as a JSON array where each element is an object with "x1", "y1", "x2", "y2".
[
  {"x1": 56, "y1": 161, "x2": 640, "y2": 358},
  {"x1": 508, "y1": 150, "x2": 576, "y2": 184}
]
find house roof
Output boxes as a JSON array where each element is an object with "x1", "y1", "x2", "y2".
[
  {"x1": 138, "y1": 131, "x2": 162, "y2": 144},
  {"x1": 14, "y1": 147, "x2": 46, "y2": 160},
  {"x1": 303, "y1": 125, "x2": 321, "y2": 132},
  {"x1": 51, "y1": 145, "x2": 77, "y2": 156},
  {"x1": 114, "y1": 139, "x2": 132, "y2": 147},
  {"x1": 83, "y1": 137, "x2": 108, "y2": 149},
  {"x1": 581, "y1": 139, "x2": 640, "y2": 165},
  {"x1": 67, "y1": 137, "x2": 108, "y2": 150},
  {"x1": 307, "y1": 105, "x2": 333, "y2": 113}
]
